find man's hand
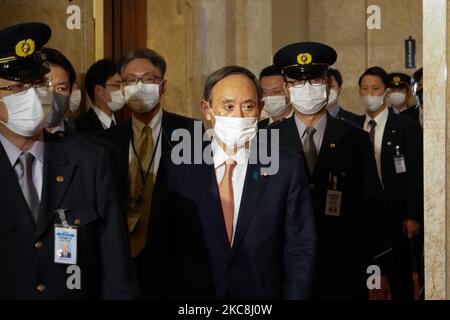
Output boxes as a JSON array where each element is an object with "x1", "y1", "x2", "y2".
[
  {"x1": 369, "y1": 276, "x2": 392, "y2": 300},
  {"x1": 403, "y1": 219, "x2": 420, "y2": 239}
]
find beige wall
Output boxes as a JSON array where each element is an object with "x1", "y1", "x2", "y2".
[
  {"x1": 147, "y1": 0, "x2": 273, "y2": 120},
  {"x1": 0, "y1": 0, "x2": 96, "y2": 87},
  {"x1": 305, "y1": 0, "x2": 422, "y2": 115}
]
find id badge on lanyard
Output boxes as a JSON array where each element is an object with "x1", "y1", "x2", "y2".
[
  {"x1": 54, "y1": 209, "x2": 77, "y2": 265},
  {"x1": 325, "y1": 175, "x2": 342, "y2": 216},
  {"x1": 393, "y1": 145, "x2": 407, "y2": 174}
]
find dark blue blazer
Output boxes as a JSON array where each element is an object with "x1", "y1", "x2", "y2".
[
  {"x1": 0, "y1": 130, "x2": 138, "y2": 299},
  {"x1": 143, "y1": 135, "x2": 316, "y2": 300}
]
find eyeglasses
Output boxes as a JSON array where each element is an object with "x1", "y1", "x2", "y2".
[
  {"x1": 0, "y1": 77, "x2": 52, "y2": 94},
  {"x1": 104, "y1": 82, "x2": 122, "y2": 91},
  {"x1": 285, "y1": 76, "x2": 327, "y2": 88},
  {"x1": 122, "y1": 75, "x2": 163, "y2": 86}
]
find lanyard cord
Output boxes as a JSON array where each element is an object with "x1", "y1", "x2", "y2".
[{"x1": 131, "y1": 126, "x2": 162, "y2": 186}]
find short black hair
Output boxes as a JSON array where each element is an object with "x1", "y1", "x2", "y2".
[
  {"x1": 41, "y1": 47, "x2": 76, "y2": 91},
  {"x1": 259, "y1": 65, "x2": 282, "y2": 80},
  {"x1": 358, "y1": 66, "x2": 389, "y2": 88},
  {"x1": 118, "y1": 48, "x2": 167, "y2": 78},
  {"x1": 327, "y1": 67, "x2": 343, "y2": 87},
  {"x1": 85, "y1": 58, "x2": 117, "y2": 101},
  {"x1": 412, "y1": 67, "x2": 423, "y2": 84},
  {"x1": 203, "y1": 65, "x2": 263, "y2": 103}
]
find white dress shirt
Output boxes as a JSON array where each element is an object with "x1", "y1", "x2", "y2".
[
  {"x1": 295, "y1": 112, "x2": 327, "y2": 153},
  {"x1": 129, "y1": 108, "x2": 163, "y2": 180},
  {"x1": 363, "y1": 106, "x2": 389, "y2": 183},
  {"x1": 212, "y1": 139, "x2": 250, "y2": 246},
  {"x1": 0, "y1": 133, "x2": 44, "y2": 200},
  {"x1": 93, "y1": 106, "x2": 117, "y2": 129}
]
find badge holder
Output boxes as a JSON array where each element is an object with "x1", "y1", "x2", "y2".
[
  {"x1": 325, "y1": 175, "x2": 342, "y2": 216},
  {"x1": 54, "y1": 209, "x2": 77, "y2": 265},
  {"x1": 393, "y1": 145, "x2": 407, "y2": 174}
]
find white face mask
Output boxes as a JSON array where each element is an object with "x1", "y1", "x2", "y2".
[
  {"x1": 0, "y1": 88, "x2": 52, "y2": 137},
  {"x1": 210, "y1": 108, "x2": 258, "y2": 149},
  {"x1": 69, "y1": 90, "x2": 82, "y2": 112},
  {"x1": 388, "y1": 92, "x2": 407, "y2": 107},
  {"x1": 361, "y1": 89, "x2": 389, "y2": 113},
  {"x1": 326, "y1": 89, "x2": 339, "y2": 108},
  {"x1": 124, "y1": 82, "x2": 160, "y2": 113},
  {"x1": 107, "y1": 90, "x2": 126, "y2": 112},
  {"x1": 262, "y1": 95, "x2": 288, "y2": 117},
  {"x1": 289, "y1": 83, "x2": 328, "y2": 115}
]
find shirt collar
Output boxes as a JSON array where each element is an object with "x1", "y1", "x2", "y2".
[
  {"x1": 211, "y1": 138, "x2": 251, "y2": 169},
  {"x1": 295, "y1": 112, "x2": 327, "y2": 139},
  {"x1": 93, "y1": 106, "x2": 116, "y2": 128},
  {"x1": 131, "y1": 108, "x2": 163, "y2": 137},
  {"x1": 0, "y1": 132, "x2": 44, "y2": 166},
  {"x1": 365, "y1": 106, "x2": 389, "y2": 129}
]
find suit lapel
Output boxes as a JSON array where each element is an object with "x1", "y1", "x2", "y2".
[
  {"x1": 36, "y1": 139, "x2": 76, "y2": 239},
  {"x1": 381, "y1": 110, "x2": 397, "y2": 176},
  {"x1": 231, "y1": 140, "x2": 270, "y2": 255},
  {"x1": 161, "y1": 111, "x2": 173, "y2": 153},
  {"x1": 0, "y1": 143, "x2": 35, "y2": 234},
  {"x1": 312, "y1": 115, "x2": 343, "y2": 181}
]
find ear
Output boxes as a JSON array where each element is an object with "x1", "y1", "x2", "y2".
[
  {"x1": 200, "y1": 100, "x2": 212, "y2": 122},
  {"x1": 94, "y1": 84, "x2": 106, "y2": 101},
  {"x1": 160, "y1": 79, "x2": 168, "y2": 95},
  {"x1": 0, "y1": 103, "x2": 8, "y2": 123}
]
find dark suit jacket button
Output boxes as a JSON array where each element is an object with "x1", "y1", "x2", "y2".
[
  {"x1": 34, "y1": 242, "x2": 44, "y2": 250},
  {"x1": 36, "y1": 284, "x2": 46, "y2": 293}
]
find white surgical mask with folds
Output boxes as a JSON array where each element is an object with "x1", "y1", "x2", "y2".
[
  {"x1": 361, "y1": 89, "x2": 389, "y2": 113},
  {"x1": 388, "y1": 92, "x2": 406, "y2": 107},
  {"x1": 326, "y1": 89, "x2": 339, "y2": 108},
  {"x1": 124, "y1": 82, "x2": 160, "y2": 113},
  {"x1": 0, "y1": 87, "x2": 52, "y2": 137},
  {"x1": 107, "y1": 90, "x2": 126, "y2": 112},
  {"x1": 289, "y1": 83, "x2": 328, "y2": 115},
  {"x1": 210, "y1": 108, "x2": 258, "y2": 149},
  {"x1": 69, "y1": 89, "x2": 82, "y2": 112},
  {"x1": 262, "y1": 95, "x2": 288, "y2": 117}
]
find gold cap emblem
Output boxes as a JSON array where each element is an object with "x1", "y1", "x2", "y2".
[
  {"x1": 297, "y1": 53, "x2": 312, "y2": 65},
  {"x1": 393, "y1": 76, "x2": 401, "y2": 83},
  {"x1": 15, "y1": 39, "x2": 36, "y2": 58}
]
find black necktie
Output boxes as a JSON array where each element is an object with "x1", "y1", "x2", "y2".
[
  {"x1": 368, "y1": 120, "x2": 377, "y2": 146},
  {"x1": 303, "y1": 127, "x2": 317, "y2": 177}
]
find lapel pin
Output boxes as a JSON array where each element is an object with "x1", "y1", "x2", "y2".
[
  {"x1": 56, "y1": 176, "x2": 64, "y2": 183},
  {"x1": 387, "y1": 141, "x2": 392, "y2": 146},
  {"x1": 253, "y1": 171, "x2": 259, "y2": 181},
  {"x1": 392, "y1": 130, "x2": 396, "y2": 134},
  {"x1": 74, "y1": 218, "x2": 81, "y2": 226},
  {"x1": 330, "y1": 143, "x2": 336, "y2": 149}
]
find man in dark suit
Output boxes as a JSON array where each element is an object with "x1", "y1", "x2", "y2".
[
  {"x1": 0, "y1": 23, "x2": 137, "y2": 299},
  {"x1": 97, "y1": 48, "x2": 200, "y2": 267},
  {"x1": 271, "y1": 42, "x2": 393, "y2": 300},
  {"x1": 401, "y1": 68, "x2": 423, "y2": 127},
  {"x1": 326, "y1": 67, "x2": 361, "y2": 124},
  {"x1": 258, "y1": 65, "x2": 293, "y2": 128},
  {"x1": 386, "y1": 72, "x2": 412, "y2": 115},
  {"x1": 75, "y1": 59, "x2": 125, "y2": 135},
  {"x1": 356, "y1": 66, "x2": 423, "y2": 300},
  {"x1": 142, "y1": 65, "x2": 316, "y2": 300}
]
